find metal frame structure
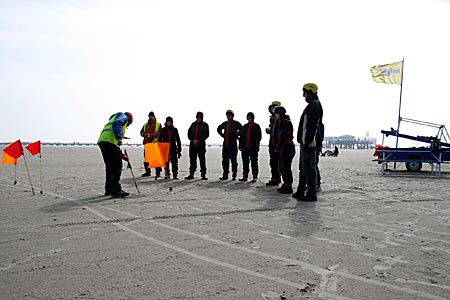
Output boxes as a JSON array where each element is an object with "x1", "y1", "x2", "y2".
[{"x1": 373, "y1": 119, "x2": 450, "y2": 176}]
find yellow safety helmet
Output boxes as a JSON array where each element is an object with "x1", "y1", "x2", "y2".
[
  {"x1": 303, "y1": 83, "x2": 318, "y2": 94},
  {"x1": 271, "y1": 101, "x2": 281, "y2": 106}
]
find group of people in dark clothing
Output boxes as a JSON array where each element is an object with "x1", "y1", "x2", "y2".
[{"x1": 98, "y1": 83, "x2": 324, "y2": 202}]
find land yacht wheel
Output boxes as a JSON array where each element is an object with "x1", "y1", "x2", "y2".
[{"x1": 406, "y1": 161, "x2": 422, "y2": 172}]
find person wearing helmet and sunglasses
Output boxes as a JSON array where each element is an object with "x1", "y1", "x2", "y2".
[
  {"x1": 97, "y1": 112, "x2": 133, "y2": 198},
  {"x1": 217, "y1": 109, "x2": 242, "y2": 180},
  {"x1": 292, "y1": 83, "x2": 323, "y2": 201},
  {"x1": 273, "y1": 106, "x2": 295, "y2": 194}
]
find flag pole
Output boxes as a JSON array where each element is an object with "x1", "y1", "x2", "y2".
[
  {"x1": 39, "y1": 152, "x2": 43, "y2": 194},
  {"x1": 22, "y1": 155, "x2": 35, "y2": 195},
  {"x1": 14, "y1": 163, "x2": 17, "y2": 185},
  {"x1": 394, "y1": 58, "x2": 405, "y2": 169}
]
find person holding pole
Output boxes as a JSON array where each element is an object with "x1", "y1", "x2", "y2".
[{"x1": 97, "y1": 112, "x2": 133, "y2": 198}]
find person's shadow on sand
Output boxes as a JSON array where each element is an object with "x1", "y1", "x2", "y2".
[
  {"x1": 288, "y1": 201, "x2": 321, "y2": 238},
  {"x1": 39, "y1": 195, "x2": 124, "y2": 213}
]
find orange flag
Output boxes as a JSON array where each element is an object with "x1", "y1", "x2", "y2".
[
  {"x1": 158, "y1": 142, "x2": 170, "y2": 163},
  {"x1": 3, "y1": 140, "x2": 24, "y2": 159},
  {"x1": 25, "y1": 140, "x2": 41, "y2": 156},
  {"x1": 144, "y1": 143, "x2": 170, "y2": 168},
  {"x1": 2, "y1": 151, "x2": 17, "y2": 165}
]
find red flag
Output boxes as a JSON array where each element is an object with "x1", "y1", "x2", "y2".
[
  {"x1": 26, "y1": 140, "x2": 41, "y2": 156},
  {"x1": 3, "y1": 140, "x2": 24, "y2": 159}
]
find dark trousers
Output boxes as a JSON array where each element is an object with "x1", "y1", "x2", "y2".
[
  {"x1": 189, "y1": 144, "x2": 206, "y2": 174},
  {"x1": 316, "y1": 148, "x2": 321, "y2": 184},
  {"x1": 298, "y1": 145, "x2": 317, "y2": 196},
  {"x1": 98, "y1": 142, "x2": 123, "y2": 193},
  {"x1": 143, "y1": 148, "x2": 162, "y2": 175},
  {"x1": 222, "y1": 145, "x2": 238, "y2": 174},
  {"x1": 279, "y1": 145, "x2": 295, "y2": 186},
  {"x1": 165, "y1": 151, "x2": 179, "y2": 176},
  {"x1": 241, "y1": 148, "x2": 259, "y2": 177},
  {"x1": 269, "y1": 146, "x2": 280, "y2": 181}
]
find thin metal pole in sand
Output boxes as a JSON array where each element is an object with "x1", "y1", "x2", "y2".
[
  {"x1": 14, "y1": 163, "x2": 17, "y2": 185},
  {"x1": 22, "y1": 154, "x2": 35, "y2": 195},
  {"x1": 124, "y1": 149, "x2": 140, "y2": 194},
  {"x1": 165, "y1": 166, "x2": 174, "y2": 192},
  {"x1": 39, "y1": 152, "x2": 43, "y2": 194},
  {"x1": 394, "y1": 58, "x2": 405, "y2": 170}
]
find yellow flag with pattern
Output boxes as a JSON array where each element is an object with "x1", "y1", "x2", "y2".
[{"x1": 370, "y1": 61, "x2": 402, "y2": 85}]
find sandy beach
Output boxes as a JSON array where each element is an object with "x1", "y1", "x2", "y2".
[{"x1": 1, "y1": 146, "x2": 449, "y2": 300}]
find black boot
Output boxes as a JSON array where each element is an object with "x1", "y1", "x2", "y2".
[
  {"x1": 185, "y1": 172, "x2": 194, "y2": 180},
  {"x1": 111, "y1": 190, "x2": 130, "y2": 198},
  {"x1": 292, "y1": 189, "x2": 305, "y2": 200},
  {"x1": 278, "y1": 184, "x2": 293, "y2": 194},
  {"x1": 201, "y1": 172, "x2": 208, "y2": 180},
  {"x1": 141, "y1": 167, "x2": 151, "y2": 177},
  {"x1": 266, "y1": 178, "x2": 279, "y2": 186},
  {"x1": 298, "y1": 193, "x2": 317, "y2": 201},
  {"x1": 219, "y1": 173, "x2": 229, "y2": 180}
]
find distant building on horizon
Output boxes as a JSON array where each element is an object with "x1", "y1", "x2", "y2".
[{"x1": 323, "y1": 135, "x2": 377, "y2": 149}]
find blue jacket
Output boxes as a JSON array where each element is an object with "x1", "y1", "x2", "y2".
[{"x1": 110, "y1": 112, "x2": 129, "y2": 140}]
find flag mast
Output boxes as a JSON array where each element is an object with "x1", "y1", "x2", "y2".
[
  {"x1": 39, "y1": 150, "x2": 43, "y2": 194},
  {"x1": 395, "y1": 58, "x2": 405, "y2": 148},
  {"x1": 393, "y1": 58, "x2": 405, "y2": 170},
  {"x1": 22, "y1": 154, "x2": 35, "y2": 195}
]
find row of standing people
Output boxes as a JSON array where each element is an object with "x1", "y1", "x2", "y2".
[
  {"x1": 97, "y1": 83, "x2": 323, "y2": 201},
  {"x1": 140, "y1": 110, "x2": 263, "y2": 182}
]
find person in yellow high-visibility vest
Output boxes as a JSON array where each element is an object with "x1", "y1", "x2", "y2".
[
  {"x1": 97, "y1": 112, "x2": 133, "y2": 197},
  {"x1": 140, "y1": 111, "x2": 162, "y2": 177}
]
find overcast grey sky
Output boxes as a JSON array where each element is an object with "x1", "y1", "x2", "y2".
[{"x1": 1, "y1": 0, "x2": 449, "y2": 146}]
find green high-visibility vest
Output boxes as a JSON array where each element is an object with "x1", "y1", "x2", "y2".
[
  {"x1": 142, "y1": 121, "x2": 161, "y2": 142},
  {"x1": 97, "y1": 113, "x2": 128, "y2": 145}
]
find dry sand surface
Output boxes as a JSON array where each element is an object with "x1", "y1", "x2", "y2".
[{"x1": 1, "y1": 146, "x2": 450, "y2": 300}]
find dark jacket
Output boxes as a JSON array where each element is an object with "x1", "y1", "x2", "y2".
[
  {"x1": 158, "y1": 126, "x2": 182, "y2": 154},
  {"x1": 239, "y1": 121, "x2": 262, "y2": 151},
  {"x1": 217, "y1": 120, "x2": 242, "y2": 148},
  {"x1": 276, "y1": 115, "x2": 294, "y2": 153},
  {"x1": 266, "y1": 114, "x2": 278, "y2": 147},
  {"x1": 188, "y1": 121, "x2": 209, "y2": 147},
  {"x1": 297, "y1": 99, "x2": 323, "y2": 147}
]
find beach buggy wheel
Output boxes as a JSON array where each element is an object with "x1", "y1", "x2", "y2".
[{"x1": 406, "y1": 161, "x2": 422, "y2": 172}]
